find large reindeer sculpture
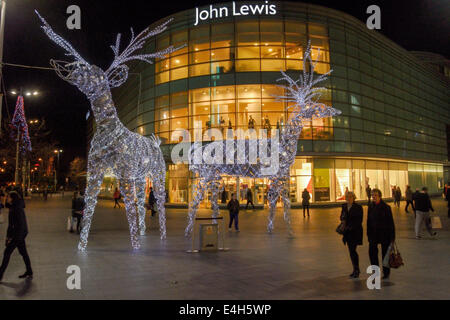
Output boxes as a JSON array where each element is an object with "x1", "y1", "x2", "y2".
[
  {"x1": 36, "y1": 12, "x2": 179, "y2": 250},
  {"x1": 185, "y1": 44, "x2": 341, "y2": 236}
]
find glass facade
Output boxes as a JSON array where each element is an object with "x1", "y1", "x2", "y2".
[{"x1": 110, "y1": 2, "x2": 450, "y2": 204}]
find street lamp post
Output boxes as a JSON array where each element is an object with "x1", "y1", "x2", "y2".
[{"x1": 54, "y1": 149, "x2": 63, "y2": 192}]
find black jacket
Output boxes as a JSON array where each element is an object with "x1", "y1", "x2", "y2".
[
  {"x1": 302, "y1": 191, "x2": 310, "y2": 205},
  {"x1": 340, "y1": 203, "x2": 363, "y2": 245},
  {"x1": 414, "y1": 192, "x2": 434, "y2": 212},
  {"x1": 148, "y1": 191, "x2": 156, "y2": 205},
  {"x1": 367, "y1": 200, "x2": 395, "y2": 244},
  {"x1": 227, "y1": 199, "x2": 240, "y2": 214},
  {"x1": 6, "y1": 198, "x2": 28, "y2": 240}
]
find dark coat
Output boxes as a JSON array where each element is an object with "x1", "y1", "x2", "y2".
[
  {"x1": 6, "y1": 198, "x2": 28, "y2": 241},
  {"x1": 414, "y1": 192, "x2": 434, "y2": 212},
  {"x1": 302, "y1": 190, "x2": 310, "y2": 206},
  {"x1": 148, "y1": 191, "x2": 156, "y2": 205},
  {"x1": 246, "y1": 189, "x2": 253, "y2": 202},
  {"x1": 340, "y1": 203, "x2": 363, "y2": 245},
  {"x1": 227, "y1": 199, "x2": 240, "y2": 214},
  {"x1": 367, "y1": 200, "x2": 395, "y2": 244}
]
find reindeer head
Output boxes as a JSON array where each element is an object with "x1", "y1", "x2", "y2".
[
  {"x1": 36, "y1": 10, "x2": 176, "y2": 101},
  {"x1": 276, "y1": 43, "x2": 341, "y2": 124}
]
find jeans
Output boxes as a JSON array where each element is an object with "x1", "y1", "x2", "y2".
[
  {"x1": 246, "y1": 200, "x2": 255, "y2": 210},
  {"x1": 369, "y1": 241, "x2": 390, "y2": 277},
  {"x1": 302, "y1": 205, "x2": 310, "y2": 217},
  {"x1": 114, "y1": 198, "x2": 121, "y2": 208},
  {"x1": 72, "y1": 213, "x2": 83, "y2": 233},
  {"x1": 415, "y1": 210, "x2": 433, "y2": 237},
  {"x1": 229, "y1": 212, "x2": 239, "y2": 230},
  {"x1": 0, "y1": 239, "x2": 33, "y2": 276},
  {"x1": 347, "y1": 242, "x2": 359, "y2": 272}
]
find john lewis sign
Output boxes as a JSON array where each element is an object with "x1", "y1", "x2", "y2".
[{"x1": 194, "y1": 1, "x2": 277, "y2": 26}]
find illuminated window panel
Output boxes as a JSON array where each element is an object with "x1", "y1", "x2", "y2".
[
  {"x1": 261, "y1": 59, "x2": 285, "y2": 71},
  {"x1": 155, "y1": 95, "x2": 170, "y2": 109},
  {"x1": 299, "y1": 125, "x2": 313, "y2": 139},
  {"x1": 210, "y1": 61, "x2": 234, "y2": 74},
  {"x1": 189, "y1": 63, "x2": 210, "y2": 77},
  {"x1": 238, "y1": 100, "x2": 261, "y2": 114},
  {"x1": 237, "y1": 85, "x2": 261, "y2": 99},
  {"x1": 211, "y1": 37, "x2": 234, "y2": 49},
  {"x1": 190, "y1": 39, "x2": 210, "y2": 52},
  {"x1": 236, "y1": 46, "x2": 260, "y2": 59},
  {"x1": 155, "y1": 108, "x2": 169, "y2": 121},
  {"x1": 211, "y1": 48, "x2": 231, "y2": 61},
  {"x1": 261, "y1": 46, "x2": 283, "y2": 58},
  {"x1": 211, "y1": 86, "x2": 235, "y2": 100},
  {"x1": 171, "y1": 117, "x2": 188, "y2": 131},
  {"x1": 190, "y1": 115, "x2": 212, "y2": 131},
  {"x1": 236, "y1": 59, "x2": 260, "y2": 72},
  {"x1": 191, "y1": 50, "x2": 210, "y2": 64},
  {"x1": 260, "y1": 34, "x2": 283, "y2": 46},
  {"x1": 156, "y1": 71, "x2": 169, "y2": 84},
  {"x1": 237, "y1": 112, "x2": 262, "y2": 128},
  {"x1": 171, "y1": 105, "x2": 188, "y2": 118},
  {"x1": 262, "y1": 100, "x2": 284, "y2": 112},
  {"x1": 286, "y1": 46, "x2": 303, "y2": 59},
  {"x1": 211, "y1": 100, "x2": 236, "y2": 114},
  {"x1": 157, "y1": 132, "x2": 170, "y2": 144},
  {"x1": 155, "y1": 59, "x2": 170, "y2": 73},
  {"x1": 262, "y1": 85, "x2": 283, "y2": 98},
  {"x1": 314, "y1": 62, "x2": 330, "y2": 75},
  {"x1": 191, "y1": 102, "x2": 211, "y2": 115},
  {"x1": 171, "y1": 67, "x2": 188, "y2": 81},
  {"x1": 190, "y1": 88, "x2": 210, "y2": 103},
  {"x1": 170, "y1": 54, "x2": 188, "y2": 68},
  {"x1": 171, "y1": 130, "x2": 190, "y2": 143},
  {"x1": 155, "y1": 120, "x2": 169, "y2": 133}
]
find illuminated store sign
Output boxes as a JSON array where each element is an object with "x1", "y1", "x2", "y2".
[{"x1": 194, "y1": 1, "x2": 277, "y2": 26}]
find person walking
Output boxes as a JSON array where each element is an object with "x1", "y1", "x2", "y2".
[
  {"x1": 43, "y1": 187, "x2": 48, "y2": 201},
  {"x1": 0, "y1": 191, "x2": 33, "y2": 281},
  {"x1": 227, "y1": 193, "x2": 240, "y2": 232},
  {"x1": 301, "y1": 188, "x2": 310, "y2": 218},
  {"x1": 394, "y1": 186, "x2": 401, "y2": 208},
  {"x1": 148, "y1": 187, "x2": 156, "y2": 217},
  {"x1": 414, "y1": 187, "x2": 436, "y2": 239},
  {"x1": 221, "y1": 189, "x2": 227, "y2": 204},
  {"x1": 71, "y1": 191, "x2": 85, "y2": 234},
  {"x1": 245, "y1": 188, "x2": 255, "y2": 210},
  {"x1": 113, "y1": 188, "x2": 121, "y2": 209},
  {"x1": 404, "y1": 185, "x2": 414, "y2": 213},
  {"x1": 340, "y1": 191, "x2": 363, "y2": 278},
  {"x1": 412, "y1": 188, "x2": 420, "y2": 218},
  {"x1": 366, "y1": 185, "x2": 371, "y2": 205},
  {"x1": 367, "y1": 188, "x2": 395, "y2": 280}
]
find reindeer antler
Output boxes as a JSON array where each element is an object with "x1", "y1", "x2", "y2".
[
  {"x1": 35, "y1": 10, "x2": 88, "y2": 65},
  {"x1": 105, "y1": 18, "x2": 177, "y2": 77}
]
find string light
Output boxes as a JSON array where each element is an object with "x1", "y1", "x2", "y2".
[
  {"x1": 10, "y1": 95, "x2": 32, "y2": 154},
  {"x1": 36, "y1": 11, "x2": 179, "y2": 251},
  {"x1": 185, "y1": 43, "x2": 341, "y2": 236}
]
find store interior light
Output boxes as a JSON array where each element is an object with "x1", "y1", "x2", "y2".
[{"x1": 26, "y1": 92, "x2": 31, "y2": 96}]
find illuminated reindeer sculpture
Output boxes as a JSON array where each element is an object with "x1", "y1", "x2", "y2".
[
  {"x1": 36, "y1": 11, "x2": 178, "y2": 250},
  {"x1": 185, "y1": 44, "x2": 341, "y2": 236}
]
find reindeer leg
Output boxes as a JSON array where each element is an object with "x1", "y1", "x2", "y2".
[
  {"x1": 120, "y1": 180, "x2": 140, "y2": 249},
  {"x1": 135, "y1": 177, "x2": 147, "y2": 236},
  {"x1": 210, "y1": 179, "x2": 220, "y2": 220},
  {"x1": 78, "y1": 163, "x2": 105, "y2": 251},
  {"x1": 152, "y1": 170, "x2": 167, "y2": 240},
  {"x1": 281, "y1": 181, "x2": 294, "y2": 237},
  {"x1": 267, "y1": 179, "x2": 282, "y2": 233},
  {"x1": 185, "y1": 178, "x2": 208, "y2": 237}
]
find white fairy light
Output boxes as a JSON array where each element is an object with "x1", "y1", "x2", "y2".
[
  {"x1": 185, "y1": 43, "x2": 341, "y2": 236},
  {"x1": 36, "y1": 11, "x2": 179, "y2": 250}
]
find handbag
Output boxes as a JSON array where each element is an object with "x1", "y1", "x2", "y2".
[
  {"x1": 336, "y1": 221, "x2": 346, "y2": 235},
  {"x1": 389, "y1": 242, "x2": 404, "y2": 269}
]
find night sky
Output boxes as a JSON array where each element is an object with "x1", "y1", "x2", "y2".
[{"x1": 1, "y1": 0, "x2": 449, "y2": 173}]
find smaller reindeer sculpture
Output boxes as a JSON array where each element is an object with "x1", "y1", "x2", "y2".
[
  {"x1": 36, "y1": 11, "x2": 180, "y2": 250},
  {"x1": 185, "y1": 44, "x2": 341, "y2": 236}
]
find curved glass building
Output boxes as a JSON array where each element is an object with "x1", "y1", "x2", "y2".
[{"x1": 107, "y1": 1, "x2": 450, "y2": 206}]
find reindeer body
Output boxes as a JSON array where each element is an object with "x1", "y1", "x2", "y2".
[
  {"x1": 36, "y1": 11, "x2": 177, "y2": 250},
  {"x1": 185, "y1": 45, "x2": 340, "y2": 236}
]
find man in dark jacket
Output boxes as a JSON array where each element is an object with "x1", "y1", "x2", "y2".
[
  {"x1": 301, "y1": 189, "x2": 310, "y2": 218},
  {"x1": 414, "y1": 187, "x2": 436, "y2": 239},
  {"x1": 227, "y1": 193, "x2": 240, "y2": 231},
  {"x1": 0, "y1": 191, "x2": 33, "y2": 281},
  {"x1": 245, "y1": 188, "x2": 255, "y2": 210},
  {"x1": 367, "y1": 188, "x2": 395, "y2": 280}
]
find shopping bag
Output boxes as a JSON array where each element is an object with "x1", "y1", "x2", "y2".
[
  {"x1": 431, "y1": 216, "x2": 442, "y2": 229},
  {"x1": 382, "y1": 243, "x2": 393, "y2": 268},
  {"x1": 67, "y1": 216, "x2": 72, "y2": 231},
  {"x1": 389, "y1": 242, "x2": 404, "y2": 269}
]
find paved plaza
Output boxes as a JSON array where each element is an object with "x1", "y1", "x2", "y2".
[{"x1": 0, "y1": 194, "x2": 449, "y2": 300}]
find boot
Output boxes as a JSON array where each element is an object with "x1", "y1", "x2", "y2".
[{"x1": 18, "y1": 271, "x2": 33, "y2": 279}]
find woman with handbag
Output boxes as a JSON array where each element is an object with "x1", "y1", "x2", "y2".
[{"x1": 340, "y1": 191, "x2": 363, "y2": 278}]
